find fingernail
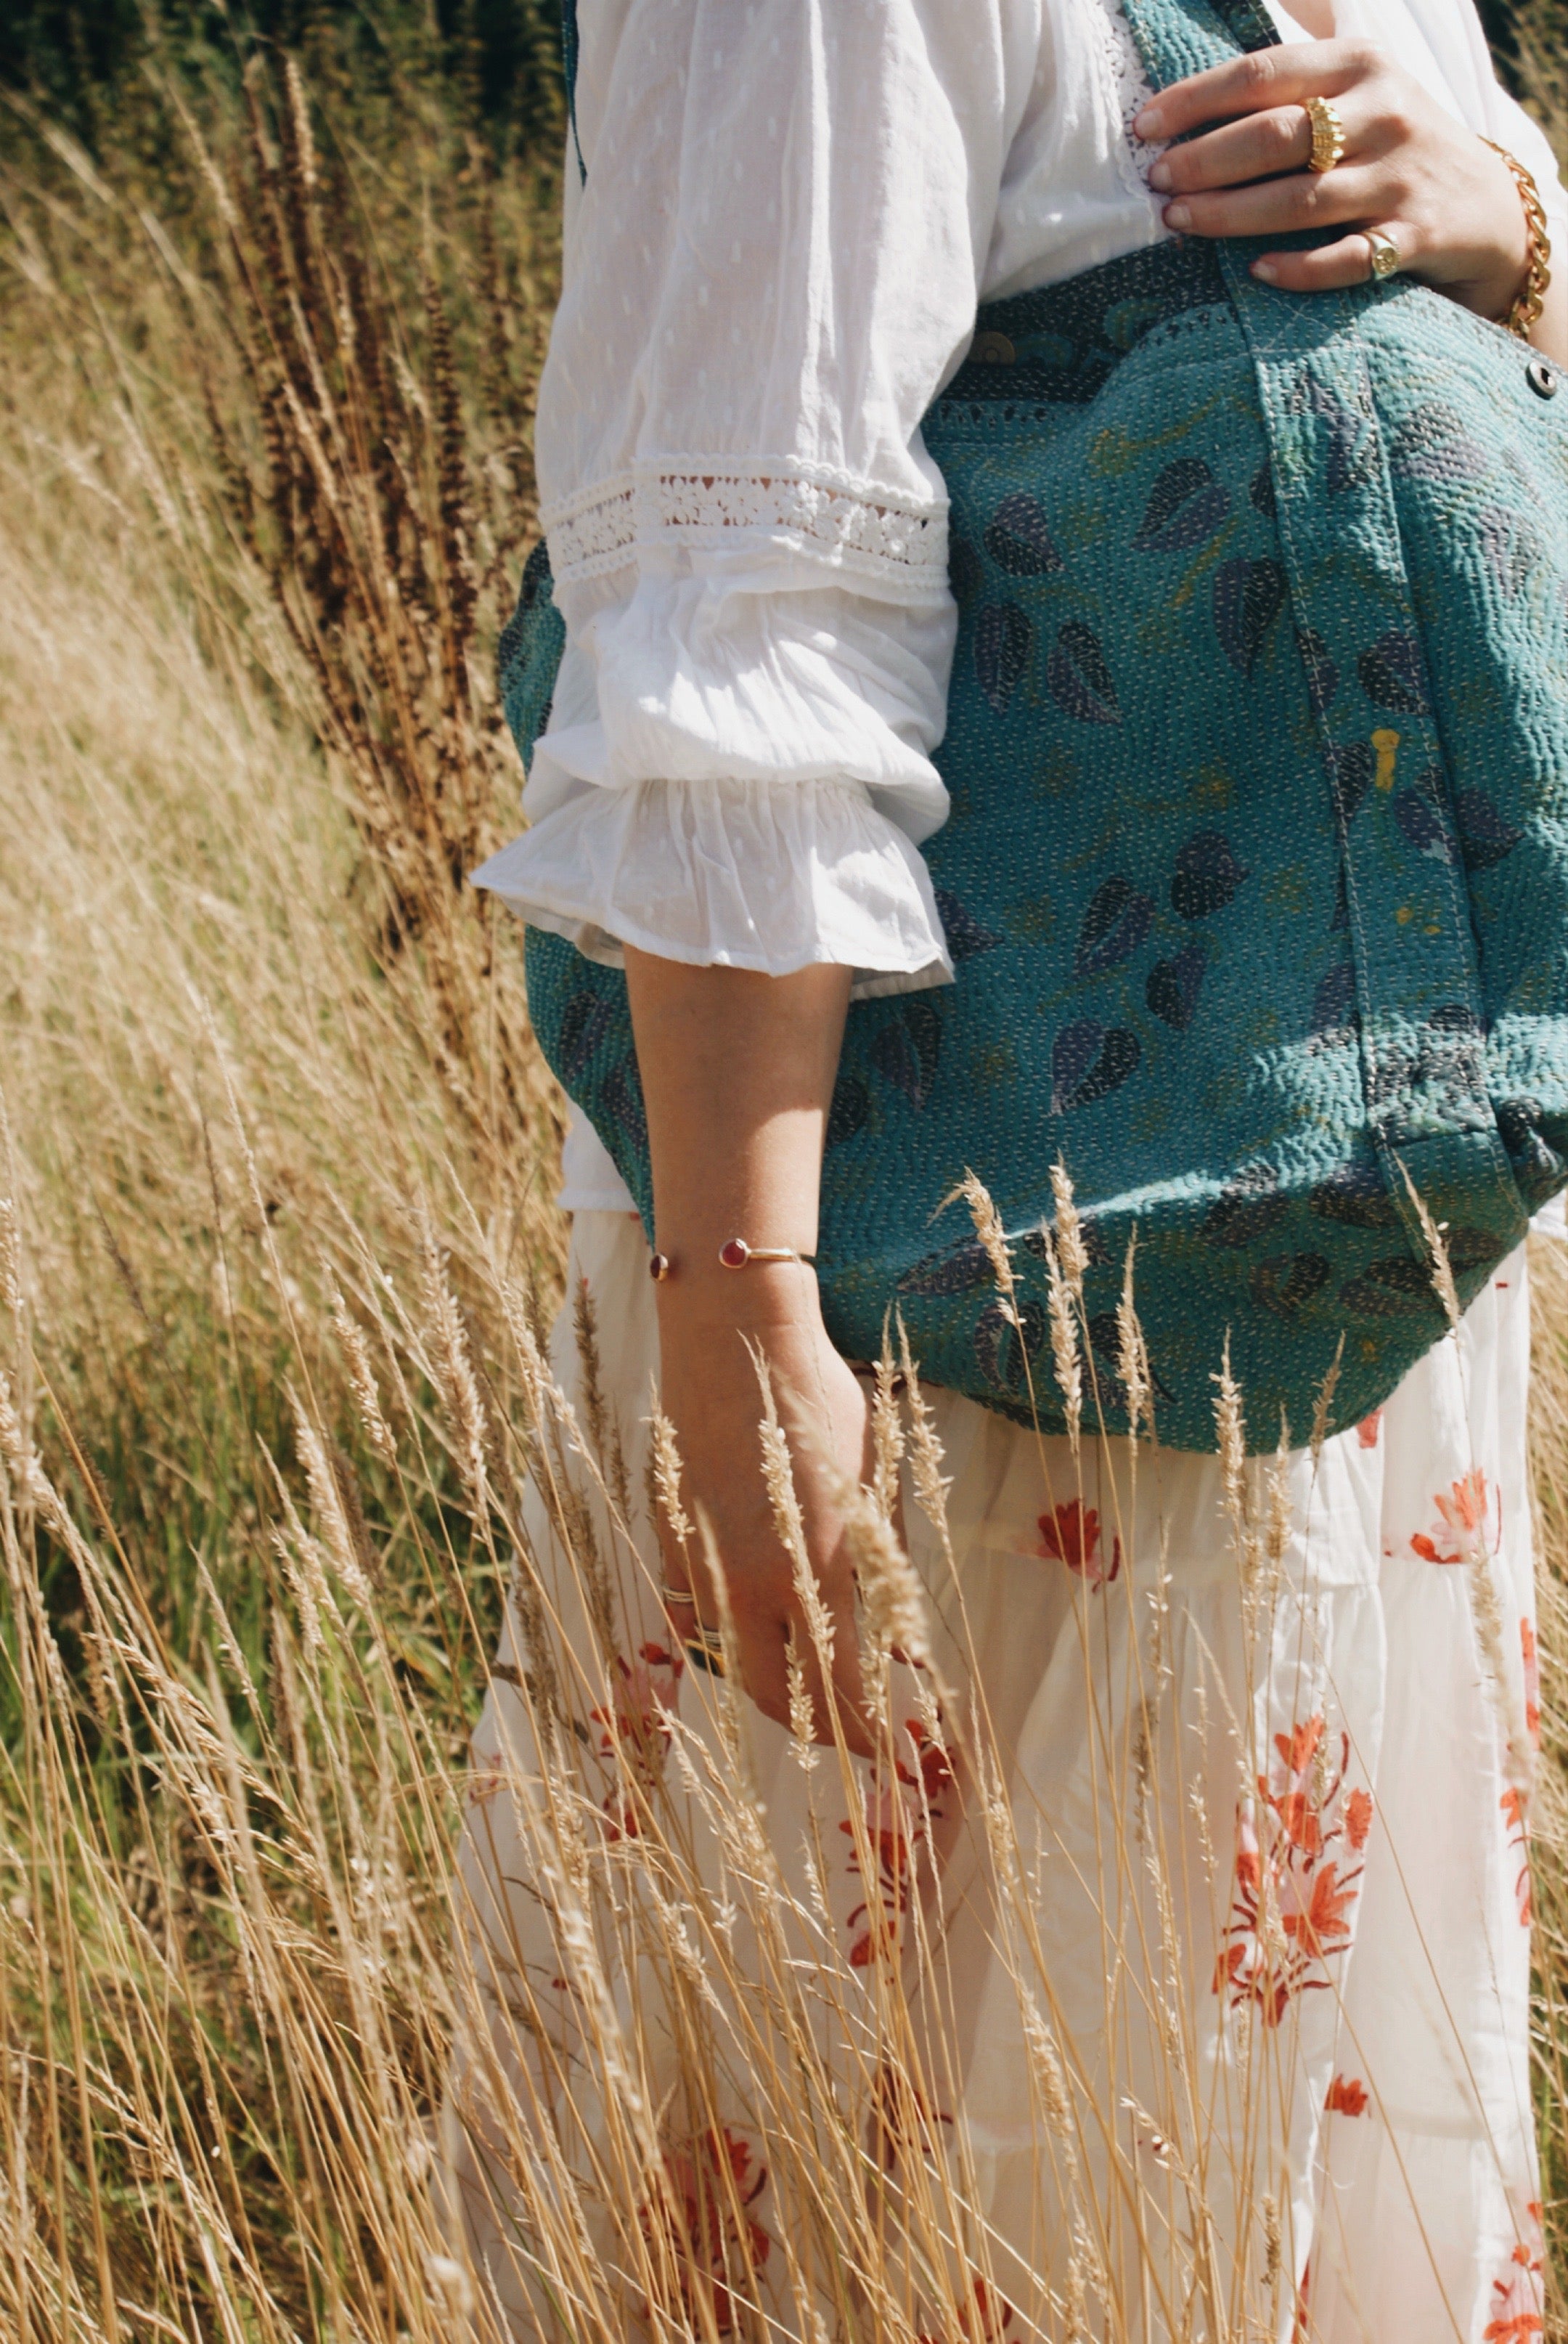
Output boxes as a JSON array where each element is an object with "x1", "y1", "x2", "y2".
[
  {"x1": 1148, "y1": 158, "x2": 1172, "y2": 191},
  {"x1": 1251, "y1": 259, "x2": 1278, "y2": 283},
  {"x1": 1134, "y1": 105, "x2": 1166, "y2": 137},
  {"x1": 1164, "y1": 202, "x2": 1191, "y2": 232}
]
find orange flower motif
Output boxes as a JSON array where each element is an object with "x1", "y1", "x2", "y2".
[
  {"x1": 1326, "y1": 2075, "x2": 1368, "y2": 2116},
  {"x1": 588, "y1": 1640, "x2": 683, "y2": 1840},
  {"x1": 915, "y1": 2275, "x2": 1016, "y2": 2343},
  {"x1": 1356, "y1": 1409, "x2": 1382, "y2": 1449},
  {"x1": 637, "y1": 2125, "x2": 770, "y2": 2335},
  {"x1": 1501, "y1": 1784, "x2": 1532, "y2": 1927},
  {"x1": 1039, "y1": 1499, "x2": 1122, "y2": 1588},
  {"x1": 1410, "y1": 1468, "x2": 1495, "y2": 1565},
  {"x1": 1485, "y1": 2196, "x2": 1544, "y2": 2339},
  {"x1": 841, "y1": 1714, "x2": 953, "y2": 1967},
  {"x1": 1522, "y1": 1619, "x2": 1540, "y2": 1750},
  {"x1": 1215, "y1": 1715, "x2": 1371, "y2": 2026}
]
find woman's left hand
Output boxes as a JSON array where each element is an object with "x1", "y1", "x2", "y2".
[{"x1": 1134, "y1": 41, "x2": 1532, "y2": 323}]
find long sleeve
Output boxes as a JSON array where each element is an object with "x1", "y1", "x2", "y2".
[{"x1": 473, "y1": 0, "x2": 1045, "y2": 997}]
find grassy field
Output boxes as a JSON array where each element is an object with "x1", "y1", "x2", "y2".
[{"x1": 2, "y1": 9, "x2": 1568, "y2": 2337}]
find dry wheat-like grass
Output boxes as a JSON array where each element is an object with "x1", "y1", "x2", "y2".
[{"x1": 1, "y1": 34, "x2": 1567, "y2": 2344}]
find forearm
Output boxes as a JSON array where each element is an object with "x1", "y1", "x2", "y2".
[{"x1": 623, "y1": 948, "x2": 852, "y2": 1303}]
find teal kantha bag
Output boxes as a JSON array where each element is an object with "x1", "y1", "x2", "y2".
[{"x1": 501, "y1": 0, "x2": 1568, "y2": 1451}]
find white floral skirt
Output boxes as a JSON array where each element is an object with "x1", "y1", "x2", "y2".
[{"x1": 444, "y1": 1211, "x2": 1542, "y2": 2343}]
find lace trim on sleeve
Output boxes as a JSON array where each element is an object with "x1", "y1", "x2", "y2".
[
  {"x1": 1085, "y1": 0, "x2": 1167, "y2": 203},
  {"x1": 542, "y1": 456, "x2": 950, "y2": 601}
]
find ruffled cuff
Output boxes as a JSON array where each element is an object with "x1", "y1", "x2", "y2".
[{"x1": 471, "y1": 773, "x2": 954, "y2": 1000}]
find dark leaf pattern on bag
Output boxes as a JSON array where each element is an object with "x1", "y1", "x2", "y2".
[
  {"x1": 1074, "y1": 876, "x2": 1155, "y2": 977},
  {"x1": 1204, "y1": 1163, "x2": 1289, "y2": 1248},
  {"x1": 949, "y1": 536, "x2": 985, "y2": 605},
  {"x1": 1388, "y1": 402, "x2": 1487, "y2": 483},
  {"x1": 1357, "y1": 632, "x2": 1428, "y2": 713},
  {"x1": 1454, "y1": 789, "x2": 1522, "y2": 872},
  {"x1": 1146, "y1": 942, "x2": 1206, "y2": 1030},
  {"x1": 974, "y1": 1297, "x2": 1048, "y2": 1391},
  {"x1": 1053, "y1": 1020, "x2": 1140, "y2": 1110},
  {"x1": 984, "y1": 492, "x2": 1065, "y2": 577},
  {"x1": 1214, "y1": 556, "x2": 1286, "y2": 676},
  {"x1": 825, "y1": 1072, "x2": 870, "y2": 1150},
  {"x1": 559, "y1": 990, "x2": 616, "y2": 1085},
  {"x1": 1310, "y1": 1161, "x2": 1399, "y2": 1229},
  {"x1": 1252, "y1": 1251, "x2": 1331, "y2": 1316},
  {"x1": 1046, "y1": 622, "x2": 1121, "y2": 724},
  {"x1": 1393, "y1": 789, "x2": 1452, "y2": 862},
  {"x1": 1171, "y1": 830, "x2": 1249, "y2": 919},
  {"x1": 898, "y1": 1244, "x2": 996, "y2": 1298},
  {"x1": 1132, "y1": 457, "x2": 1230, "y2": 553},
  {"x1": 870, "y1": 999, "x2": 944, "y2": 1109},
  {"x1": 976, "y1": 601, "x2": 1032, "y2": 712},
  {"x1": 935, "y1": 890, "x2": 999, "y2": 961}
]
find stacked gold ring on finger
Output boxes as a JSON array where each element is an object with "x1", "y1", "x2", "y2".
[{"x1": 1305, "y1": 96, "x2": 1347, "y2": 174}]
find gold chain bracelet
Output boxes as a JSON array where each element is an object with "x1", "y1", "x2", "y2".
[{"x1": 1479, "y1": 136, "x2": 1553, "y2": 341}]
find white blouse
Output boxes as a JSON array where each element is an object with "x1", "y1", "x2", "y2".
[{"x1": 470, "y1": 0, "x2": 1567, "y2": 1210}]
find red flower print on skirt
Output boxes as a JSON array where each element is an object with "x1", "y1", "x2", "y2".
[
  {"x1": 1502, "y1": 1785, "x2": 1532, "y2": 1927},
  {"x1": 1214, "y1": 1717, "x2": 1373, "y2": 2025},
  {"x1": 1356, "y1": 1409, "x2": 1382, "y2": 1449},
  {"x1": 841, "y1": 1715, "x2": 954, "y2": 1968},
  {"x1": 1039, "y1": 1498, "x2": 1121, "y2": 1588},
  {"x1": 636, "y1": 2124, "x2": 770, "y2": 2335},
  {"x1": 1522, "y1": 1618, "x2": 1540, "y2": 1749},
  {"x1": 915, "y1": 2274, "x2": 1016, "y2": 2343},
  {"x1": 1410, "y1": 1468, "x2": 1498, "y2": 1566},
  {"x1": 1484, "y1": 2197, "x2": 1544, "y2": 2340},
  {"x1": 587, "y1": 1639, "x2": 683, "y2": 1840},
  {"x1": 1325, "y1": 2074, "x2": 1368, "y2": 2116}
]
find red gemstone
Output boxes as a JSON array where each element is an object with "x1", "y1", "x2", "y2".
[{"x1": 719, "y1": 1239, "x2": 749, "y2": 1269}]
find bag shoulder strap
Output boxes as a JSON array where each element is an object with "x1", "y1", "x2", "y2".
[{"x1": 1119, "y1": 0, "x2": 1279, "y2": 90}]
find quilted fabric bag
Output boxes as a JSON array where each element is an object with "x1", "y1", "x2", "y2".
[{"x1": 502, "y1": 0, "x2": 1568, "y2": 1449}]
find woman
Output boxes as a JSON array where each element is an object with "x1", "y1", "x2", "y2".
[{"x1": 449, "y1": 1, "x2": 1568, "y2": 2335}]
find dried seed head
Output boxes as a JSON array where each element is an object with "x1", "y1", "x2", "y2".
[
  {"x1": 645, "y1": 1385, "x2": 694, "y2": 1551},
  {"x1": 1116, "y1": 1235, "x2": 1150, "y2": 1440},
  {"x1": 1308, "y1": 1332, "x2": 1345, "y2": 1467},
  {"x1": 1042, "y1": 1222, "x2": 1082, "y2": 1456},
  {"x1": 330, "y1": 1293, "x2": 396, "y2": 1465},
  {"x1": 947, "y1": 1168, "x2": 1013, "y2": 1296},
  {"x1": 1397, "y1": 1160, "x2": 1461, "y2": 1330},
  {"x1": 1050, "y1": 1159, "x2": 1089, "y2": 1295}
]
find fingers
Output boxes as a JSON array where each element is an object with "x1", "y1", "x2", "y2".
[
  {"x1": 1132, "y1": 38, "x2": 1384, "y2": 145},
  {"x1": 1159, "y1": 160, "x2": 1381, "y2": 244},
  {"x1": 1149, "y1": 102, "x2": 1314, "y2": 197},
  {"x1": 1251, "y1": 230, "x2": 1395, "y2": 290}
]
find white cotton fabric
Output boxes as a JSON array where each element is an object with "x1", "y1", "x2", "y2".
[
  {"x1": 473, "y1": 0, "x2": 1566, "y2": 994},
  {"x1": 445, "y1": 1213, "x2": 1545, "y2": 2340}
]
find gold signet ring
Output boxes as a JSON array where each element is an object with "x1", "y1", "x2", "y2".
[
  {"x1": 1305, "y1": 96, "x2": 1347, "y2": 174},
  {"x1": 1363, "y1": 227, "x2": 1401, "y2": 280}
]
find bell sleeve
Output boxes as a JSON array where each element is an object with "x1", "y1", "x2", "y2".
[{"x1": 472, "y1": 0, "x2": 1032, "y2": 998}]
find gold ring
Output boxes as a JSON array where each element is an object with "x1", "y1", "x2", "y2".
[
  {"x1": 683, "y1": 1629, "x2": 727, "y2": 1678},
  {"x1": 1363, "y1": 227, "x2": 1401, "y2": 281},
  {"x1": 1305, "y1": 96, "x2": 1347, "y2": 174}
]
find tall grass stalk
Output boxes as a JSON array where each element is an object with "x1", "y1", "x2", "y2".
[{"x1": 1, "y1": 33, "x2": 1567, "y2": 2344}]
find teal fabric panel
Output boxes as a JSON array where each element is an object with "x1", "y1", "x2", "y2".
[{"x1": 506, "y1": 0, "x2": 1568, "y2": 1450}]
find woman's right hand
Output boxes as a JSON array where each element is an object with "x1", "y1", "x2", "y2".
[{"x1": 655, "y1": 1262, "x2": 877, "y2": 1756}]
